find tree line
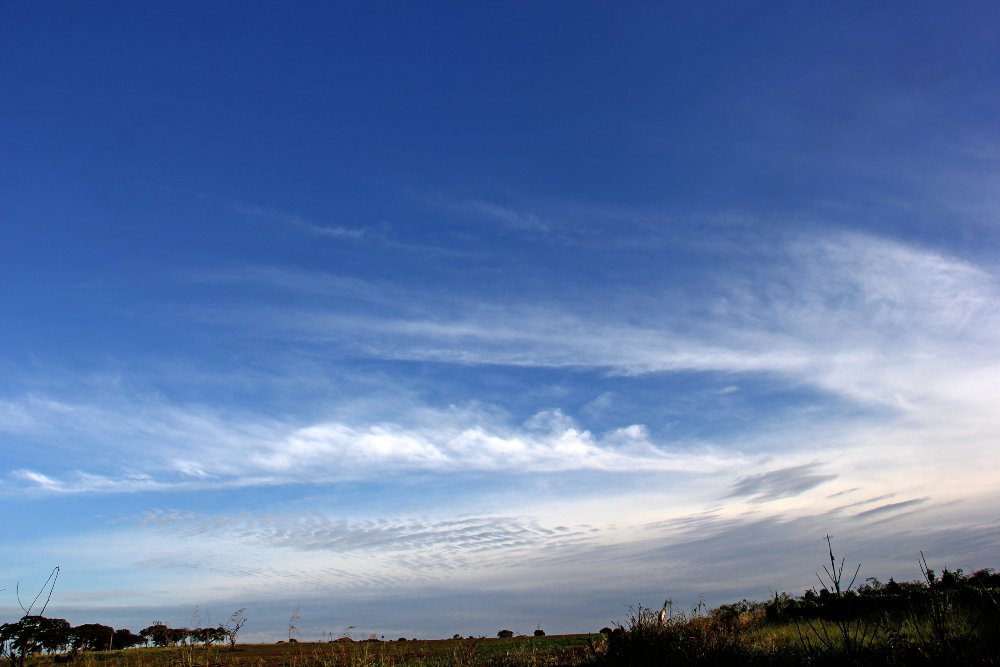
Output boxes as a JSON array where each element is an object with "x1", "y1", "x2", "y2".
[{"x1": 1, "y1": 610, "x2": 247, "y2": 667}]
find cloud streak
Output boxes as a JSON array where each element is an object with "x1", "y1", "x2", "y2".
[
  {"x1": 1, "y1": 396, "x2": 739, "y2": 494},
  {"x1": 5, "y1": 230, "x2": 999, "y2": 513},
  {"x1": 728, "y1": 464, "x2": 837, "y2": 503},
  {"x1": 229, "y1": 201, "x2": 365, "y2": 239},
  {"x1": 855, "y1": 497, "x2": 931, "y2": 519},
  {"x1": 419, "y1": 192, "x2": 553, "y2": 232},
  {"x1": 187, "y1": 231, "x2": 1000, "y2": 405}
]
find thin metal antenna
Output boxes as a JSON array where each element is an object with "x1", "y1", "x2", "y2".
[{"x1": 16, "y1": 566, "x2": 60, "y2": 617}]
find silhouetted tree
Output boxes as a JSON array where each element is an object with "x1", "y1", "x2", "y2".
[
  {"x1": 189, "y1": 628, "x2": 225, "y2": 646},
  {"x1": 139, "y1": 623, "x2": 171, "y2": 648},
  {"x1": 2, "y1": 617, "x2": 73, "y2": 667},
  {"x1": 111, "y1": 628, "x2": 144, "y2": 650},
  {"x1": 166, "y1": 627, "x2": 189, "y2": 646},
  {"x1": 224, "y1": 609, "x2": 247, "y2": 649},
  {"x1": 70, "y1": 624, "x2": 114, "y2": 651},
  {"x1": 36, "y1": 618, "x2": 71, "y2": 654}
]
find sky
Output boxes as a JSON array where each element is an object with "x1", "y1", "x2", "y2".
[{"x1": 2, "y1": 0, "x2": 1000, "y2": 641}]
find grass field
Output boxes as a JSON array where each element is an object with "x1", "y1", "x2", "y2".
[
  {"x1": 21, "y1": 635, "x2": 601, "y2": 667},
  {"x1": 12, "y1": 604, "x2": 1000, "y2": 667}
]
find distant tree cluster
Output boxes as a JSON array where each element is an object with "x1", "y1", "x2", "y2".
[
  {"x1": 0, "y1": 617, "x2": 143, "y2": 666},
  {"x1": 1, "y1": 608, "x2": 248, "y2": 667},
  {"x1": 137, "y1": 622, "x2": 229, "y2": 647}
]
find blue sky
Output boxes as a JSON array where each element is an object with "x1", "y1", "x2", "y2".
[{"x1": 2, "y1": 0, "x2": 1000, "y2": 640}]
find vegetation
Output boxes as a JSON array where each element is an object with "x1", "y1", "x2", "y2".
[
  {"x1": 4, "y1": 545, "x2": 999, "y2": 666},
  {"x1": 598, "y1": 541, "x2": 1000, "y2": 666},
  {"x1": 4, "y1": 635, "x2": 598, "y2": 667}
]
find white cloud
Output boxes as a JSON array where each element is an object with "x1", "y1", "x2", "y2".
[
  {"x1": 178, "y1": 233, "x2": 1000, "y2": 479},
  {"x1": 2, "y1": 397, "x2": 739, "y2": 494},
  {"x1": 5, "y1": 231, "x2": 1000, "y2": 512},
  {"x1": 3, "y1": 230, "x2": 998, "y2": 622},
  {"x1": 12, "y1": 469, "x2": 64, "y2": 491},
  {"x1": 228, "y1": 201, "x2": 365, "y2": 239},
  {"x1": 199, "y1": 232, "x2": 999, "y2": 402}
]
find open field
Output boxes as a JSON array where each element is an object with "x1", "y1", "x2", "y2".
[
  {"x1": 20, "y1": 636, "x2": 600, "y2": 667},
  {"x1": 12, "y1": 603, "x2": 1000, "y2": 667}
]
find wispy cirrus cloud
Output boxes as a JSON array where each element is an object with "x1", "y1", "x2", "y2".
[
  {"x1": 462, "y1": 199, "x2": 551, "y2": 232},
  {"x1": 11, "y1": 469, "x2": 65, "y2": 491},
  {"x1": 185, "y1": 230, "x2": 1000, "y2": 412},
  {"x1": 228, "y1": 200, "x2": 366, "y2": 239},
  {"x1": 418, "y1": 192, "x2": 552, "y2": 232},
  {"x1": 6, "y1": 230, "x2": 998, "y2": 511}
]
